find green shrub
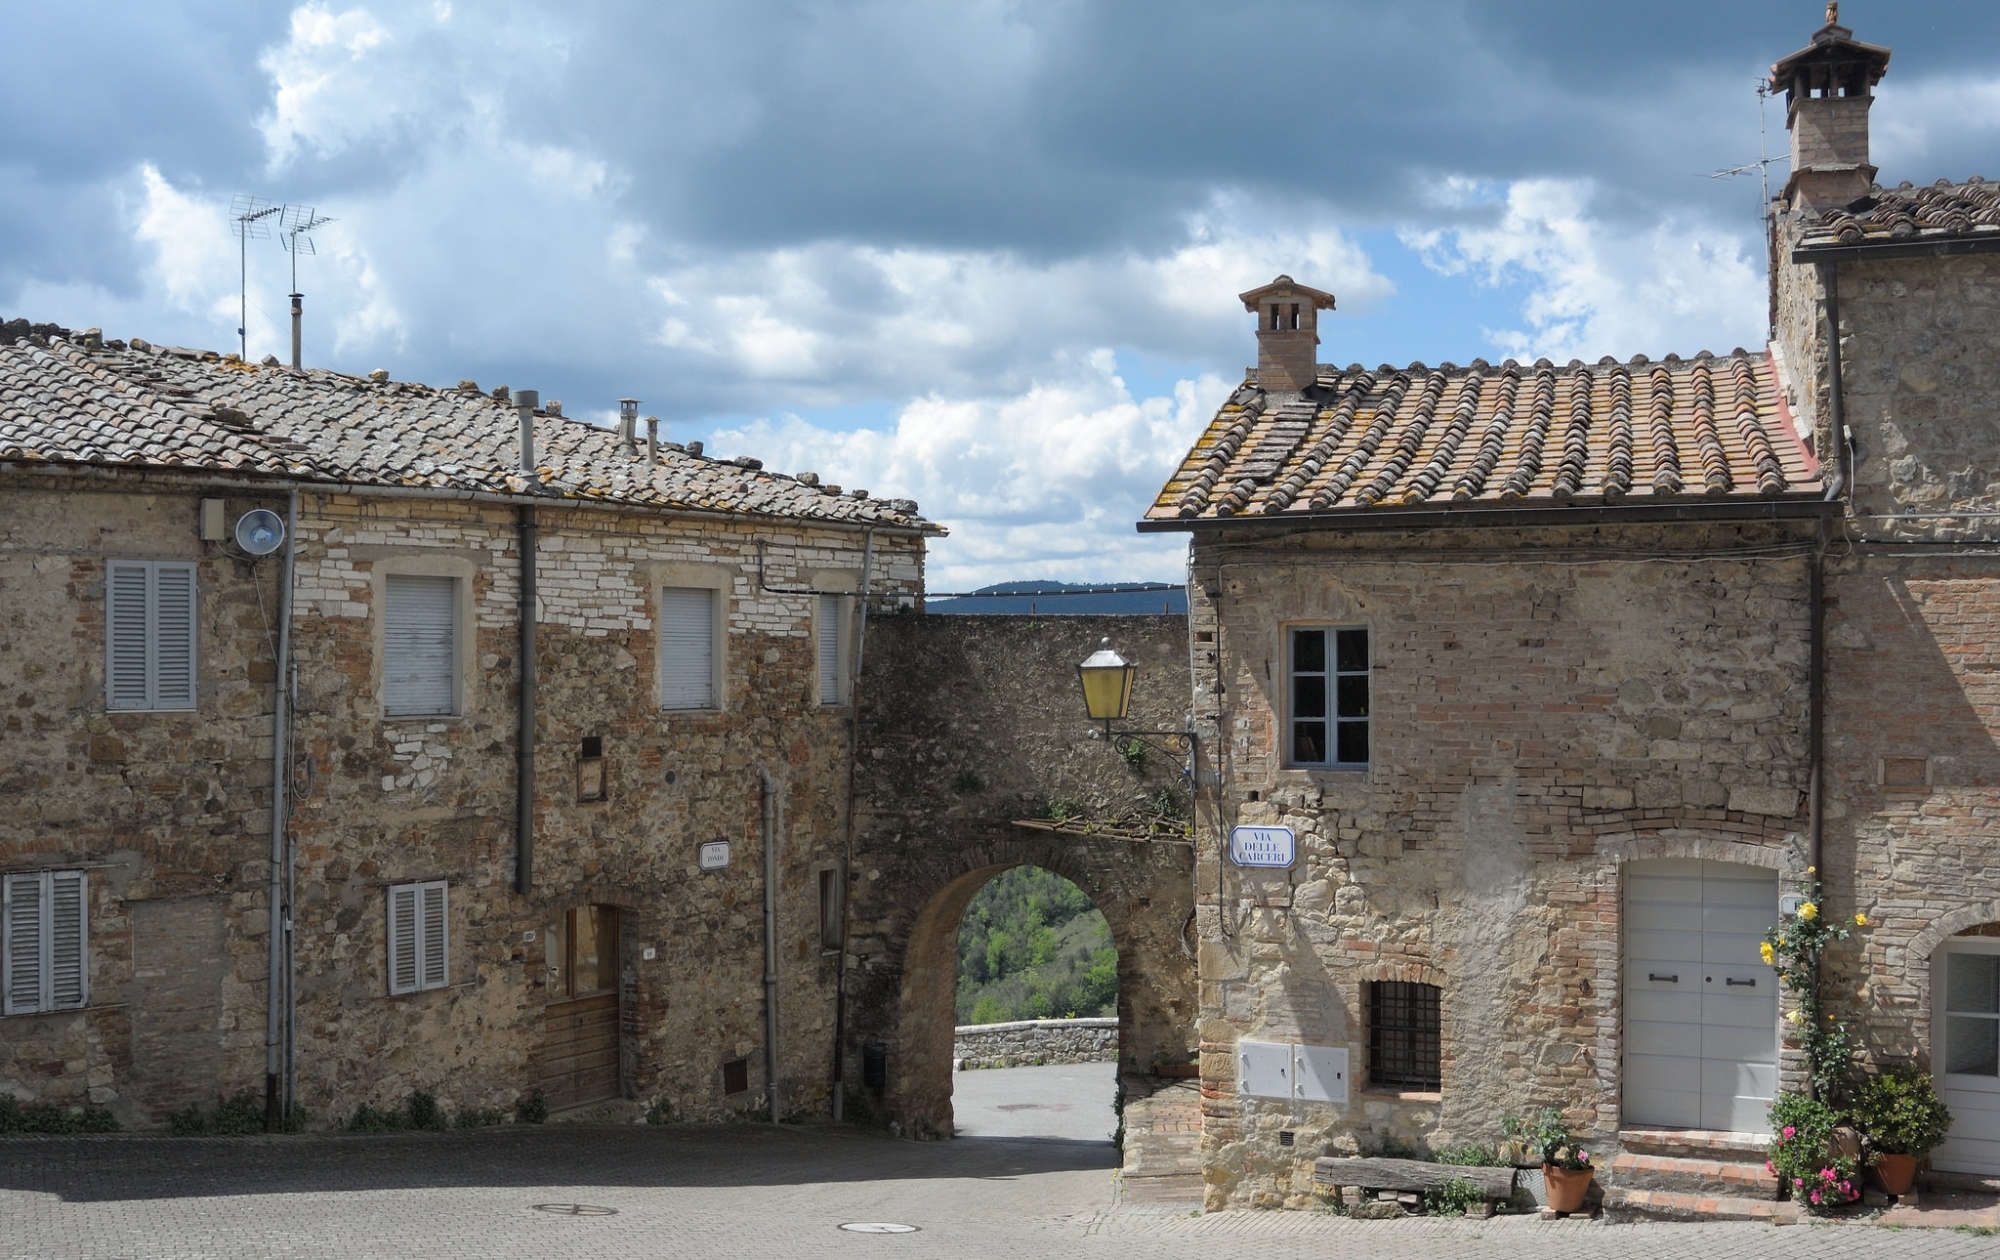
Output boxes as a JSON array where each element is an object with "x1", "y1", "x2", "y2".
[
  {"x1": 1853, "y1": 1066, "x2": 1953, "y2": 1157},
  {"x1": 453, "y1": 1107, "x2": 505, "y2": 1129},
  {"x1": 645, "y1": 1098, "x2": 675, "y2": 1126},
  {"x1": 345, "y1": 1103, "x2": 409, "y2": 1133},
  {"x1": 515, "y1": 1089, "x2": 548, "y2": 1124},
  {"x1": 1769, "y1": 1091, "x2": 1859, "y2": 1212},
  {"x1": 1435, "y1": 1143, "x2": 1506, "y2": 1167},
  {"x1": 1424, "y1": 1176, "x2": 1484, "y2": 1217},
  {"x1": 405, "y1": 1091, "x2": 445, "y2": 1131},
  {"x1": 0, "y1": 1096, "x2": 118, "y2": 1135}
]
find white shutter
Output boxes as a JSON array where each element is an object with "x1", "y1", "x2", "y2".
[
  {"x1": 47, "y1": 871, "x2": 86, "y2": 1010},
  {"x1": 387, "y1": 884, "x2": 419, "y2": 995},
  {"x1": 3, "y1": 873, "x2": 44, "y2": 1015},
  {"x1": 419, "y1": 882, "x2": 448, "y2": 990},
  {"x1": 151, "y1": 563, "x2": 197, "y2": 709},
  {"x1": 659, "y1": 587, "x2": 715, "y2": 709},
  {"x1": 384, "y1": 575, "x2": 457, "y2": 716},
  {"x1": 817, "y1": 595, "x2": 844, "y2": 705},
  {"x1": 106, "y1": 561, "x2": 153, "y2": 710}
]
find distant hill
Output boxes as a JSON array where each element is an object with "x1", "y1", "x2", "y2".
[{"x1": 928, "y1": 579, "x2": 1187, "y2": 615}]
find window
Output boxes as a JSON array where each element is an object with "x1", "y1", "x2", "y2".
[
  {"x1": 817, "y1": 595, "x2": 848, "y2": 705},
  {"x1": 3, "y1": 871, "x2": 88, "y2": 1015},
  {"x1": 818, "y1": 867, "x2": 843, "y2": 951},
  {"x1": 1368, "y1": 980, "x2": 1440, "y2": 1091},
  {"x1": 659, "y1": 586, "x2": 717, "y2": 709},
  {"x1": 387, "y1": 880, "x2": 448, "y2": 995},
  {"x1": 383, "y1": 574, "x2": 457, "y2": 716},
  {"x1": 106, "y1": 560, "x2": 196, "y2": 711},
  {"x1": 1287, "y1": 626, "x2": 1368, "y2": 768}
]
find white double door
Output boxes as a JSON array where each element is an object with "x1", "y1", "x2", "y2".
[{"x1": 1624, "y1": 860, "x2": 1779, "y2": 1134}]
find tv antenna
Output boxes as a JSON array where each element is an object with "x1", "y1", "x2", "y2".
[
  {"x1": 1707, "y1": 80, "x2": 1787, "y2": 225},
  {"x1": 231, "y1": 195, "x2": 282, "y2": 360},
  {"x1": 280, "y1": 206, "x2": 335, "y2": 370}
]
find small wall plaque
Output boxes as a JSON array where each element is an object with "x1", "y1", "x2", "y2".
[
  {"x1": 1229, "y1": 824, "x2": 1296, "y2": 868},
  {"x1": 698, "y1": 840, "x2": 731, "y2": 870}
]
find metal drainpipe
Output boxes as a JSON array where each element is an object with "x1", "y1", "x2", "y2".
[
  {"x1": 760, "y1": 767, "x2": 782, "y2": 1122},
  {"x1": 830, "y1": 527, "x2": 875, "y2": 1122},
  {"x1": 1821, "y1": 262, "x2": 1851, "y2": 502},
  {"x1": 515, "y1": 389, "x2": 540, "y2": 894},
  {"x1": 264, "y1": 487, "x2": 298, "y2": 1130}
]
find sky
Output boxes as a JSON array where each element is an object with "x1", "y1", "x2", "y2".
[{"x1": 5, "y1": 1, "x2": 1998, "y2": 591}]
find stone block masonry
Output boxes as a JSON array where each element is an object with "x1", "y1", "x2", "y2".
[{"x1": 953, "y1": 1017, "x2": 1118, "y2": 1069}]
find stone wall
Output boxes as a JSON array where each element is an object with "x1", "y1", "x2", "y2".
[
  {"x1": 0, "y1": 475, "x2": 925, "y2": 1127},
  {"x1": 1186, "y1": 523, "x2": 1819, "y2": 1209},
  {"x1": 953, "y1": 1017, "x2": 1118, "y2": 1069},
  {"x1": 845, "y1": 613, "x2": 1198, "y2": 1139}
]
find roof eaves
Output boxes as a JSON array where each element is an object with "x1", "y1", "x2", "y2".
[{"x1": 1136, "y1": 495, "x2": 1839, "y2": 535}]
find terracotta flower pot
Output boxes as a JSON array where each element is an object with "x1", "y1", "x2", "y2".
[
  {"x1": 1874, "y1": 1152, "x2": 1918, "y2": 1196},
  {"x1": 1544, "y1": 1164, "x2": 1594, "y2": 1213}
]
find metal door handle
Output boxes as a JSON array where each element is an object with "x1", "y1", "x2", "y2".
[
  {"x1": 1725, "y1": 977, "x2": 1756, "y2": 987},
  {"x1": 1648, "y1": 973, "x2": 1678, "y2": 983}
]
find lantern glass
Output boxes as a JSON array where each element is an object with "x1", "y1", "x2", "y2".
[{"x1": 1077, "y1": 639, "x2": 1135, "y2": 722}]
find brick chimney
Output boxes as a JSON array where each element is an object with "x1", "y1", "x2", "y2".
[
  {"x1": 1238, "y1": 275, "x2": 1337, "y2": 394},
  {"x1": 1770, "y1": 2, "x2": 1892, "y2": 212}
]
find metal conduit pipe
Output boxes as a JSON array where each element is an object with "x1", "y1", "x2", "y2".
[
  {"x1": 760, "y1": 767, "x2": 782, "y2": 1122},
  {"x1": 515, "y1": 389, "x2": 540, "y2": 895},
  {"x1": 264, "y1": 487, "x2": 299, "y2": 1130},
  {"x1": 829, "y1": 527, "x2": 875, "y2": 1122}
]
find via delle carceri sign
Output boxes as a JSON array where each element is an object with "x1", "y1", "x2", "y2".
[{"x1": 1228, "y1": 825, "x2": 1295, "y2": 869}]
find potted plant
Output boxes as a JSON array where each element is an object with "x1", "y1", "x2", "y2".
[
  {"x1": 1532, "y1": 1106, "x2": 1594, "y2": 1213},
  {"x1": 1769, "y1": 1091, "x2": 1861, "y2": 1212},
  {"x1": 1852, "y1": 1065, "x2": 1953, "y2": 1196}
]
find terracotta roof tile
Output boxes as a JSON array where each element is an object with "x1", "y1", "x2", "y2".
[
  {"x1": 0, "y1": 331, "x2": 936, "y2": 532},
  {"x1": 1794, "y1": 177, "x2": 2000, "y2": 251},
  {"x1": 1147, "y1": 349, "x2": 1821, "y2": 525}
]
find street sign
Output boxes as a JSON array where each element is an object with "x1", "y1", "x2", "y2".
[
  {"x1": 698, "y1": 840, "x2": 731, "y2": 870},
  {"x1": 1229, "y1": 824, "x2": 1295, "y2": 868}
]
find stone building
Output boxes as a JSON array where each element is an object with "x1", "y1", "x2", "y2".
[
  {"x1": 1143, "y1": 12, "x2": 2000, "y2": 1214},
  {"x1": 0, "y1": 330, "x2": 933, "y2": 1127}
]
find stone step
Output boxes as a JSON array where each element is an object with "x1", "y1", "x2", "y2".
[
  {"x1": 1606, "y1": 1152, "x2": 1779, "y2": 1198},
  {"x1": 1617, "y1": 1127, "x2": 1768, "y2": 1160},
  {"x1": 1602, "y1": 1187, "x2": 1800, "y2": 1224}
]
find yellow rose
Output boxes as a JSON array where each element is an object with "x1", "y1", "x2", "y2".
[
  {"x1": 1855, "y1": 912, "x2": 1869, "y2": 926},
  {"x1": 1787, "y1": 1009, "x2": 1805, "y2": 1025},
  {"x1": 1760, "y1": 942, "x2": 1776, "y2": 965},
  {"x1": 1799, "y1": 902, "x2": 1819, "y2": 921},
  {"x1": 1777, "y1": 935, "x2": 1786, "y2": 947},
  {"x1": 1807, "y1": 866, "x2": 1816, "y2": 875}
]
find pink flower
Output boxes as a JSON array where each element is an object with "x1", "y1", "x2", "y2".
[
  {"x1": 1576, "y1": 1150, "x2": 1589, "y2": 1165},
  {"x1": 1765, "y1": 1160, "x2": 1775, "y2": 1174},
  {"x1": 1811, "y1": 1190, "x2": 1822, "y2": 1205},
  {"x1": 1782, "y1": 1126, "x2": 1796, "y2": 1140},
  {"x1": 1820, "y1": 1167, "x2": 1836, "y2": 1181},
  {"x1": 1840, "y1": 1181, "x2": 1852, "y2": 1196},
  {"x1": 1795, "y1": 1178, "x2": 1806, "y2": 1189}
]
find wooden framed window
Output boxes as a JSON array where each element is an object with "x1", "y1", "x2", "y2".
[
  {"x1": 106, "y1": 560, "x2": 197, "y2": 711},
  {"x1": 816, "y1": 595, "x2": 848, "y2": 706},
  {"x1": 659, "y1": 586, "x2": 717, "y2": 710},
  {"x1": 387, "y1": 880, "x2": 448, "y2": 995},
  {"x1": 3, "y1": 871, "x2": 89, "y2": 1015},
  {"x1": 383, "y1": 574, "x2": 458, "y2": 717},
  {"x1": 1287, "y1": 626, "x2": 1368, "y2": 769},
  {"x1": 1368, "y1": 980, "x2": 1440, "y2": 1091}
]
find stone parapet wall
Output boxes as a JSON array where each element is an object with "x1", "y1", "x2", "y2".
[{"x1": 953, "y1": 1017, "x2": 1118, "y2": 1069}]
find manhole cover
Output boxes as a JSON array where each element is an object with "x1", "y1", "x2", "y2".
[
  {"x1": 839, "y1": 1222, "x2": 920, "y2": 1234},
  {"x1": 531, "y1": 1203, "x2": 618, "y2": 1216}
]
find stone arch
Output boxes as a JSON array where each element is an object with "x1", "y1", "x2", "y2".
[
  {"x1": 1902, "y1": 903, "x2": 2000, "y2": 1068},
  {"x1": 849, "y1": 826, "x2": 1194, "y2": 1141},
  {"x1": 1596, "y1": 828, "x2": 1794, "y2": 873}
]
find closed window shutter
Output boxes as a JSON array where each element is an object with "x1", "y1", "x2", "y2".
[
  {"x1": 384, "y1": 575, "x2": 456, "y2": 716},
  {"x1": 3, "y1": 873, "x2": 44, "y2": 1015},
  {"x1": 387, "y1": 884, "x2": 419, "y2": 995},
  {"x1": 659, "y1": 587, "x2": 715, "y2": 709},
  {"x1": 151, "y1": 563, "x2": 197, "y2": 709},
  {"x1": 47, "y1": 872, "x2": 86, "y2": 1010},
  {"x1": 419, "y1": 882, "x2": 448, "y2": 989},
  {"x1": 106, "y1": 562, "x2": 153, "y2": 710},
  {"x1": 817, "y1": 596, "x2": 843, "y2": 705}
]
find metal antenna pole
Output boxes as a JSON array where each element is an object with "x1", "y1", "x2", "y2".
[
  {"x1": 280, "y1": 207, "x2": 333, "y2": 371},
  {"x1": 230, "y1": 196, "x2": 280, "y2": 359}
]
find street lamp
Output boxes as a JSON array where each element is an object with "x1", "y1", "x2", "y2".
[{"x1": 1077, "y1": 638, "x2": 1136, "y2": 727}]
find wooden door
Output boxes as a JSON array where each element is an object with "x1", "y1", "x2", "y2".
[
  {"x1": 540, "y1": 905, "x2": 621, "y2": 1111},
  {"x1": 1624, "y1": 860, "x2": 1779, "y2": 1133}
]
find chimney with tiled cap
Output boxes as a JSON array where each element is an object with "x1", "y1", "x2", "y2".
[
  {"x1": 1239, "y1": 275, "x2": 1336, "y2": 394},
  {"x1": 1771, "y1": 2, "x2": 1892, "y2": 212}
]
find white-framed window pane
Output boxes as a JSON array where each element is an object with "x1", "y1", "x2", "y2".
[
  {"x1": 106, "y1": 560, "x2": 197, "y2": 711},
  {"x1": 660, "y1": 587, "x2": 716, "y2": 709},
  {"x1": 384, "y1": 574, "x2": 457, "y2": 716},
  {"x1": 1948, "y1": 952, "x2": 2000, "y2": 1014},
  {"x1": 817, "y1": 595, "x2": 844, "y2": 705},
  {"x1": 1947, "y1": 1015, "x2": 2000, "y2": 1076},
  {"x1": 1288, "y1": 626, "x2": 1368, "y2": 768}
]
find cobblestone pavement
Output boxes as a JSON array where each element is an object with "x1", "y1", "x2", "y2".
[{"x1": 4, "y1": 1124, "x2": 1998, "y2": 1260}]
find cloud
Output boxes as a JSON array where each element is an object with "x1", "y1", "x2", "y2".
[
  {"x1": 710, "y1": 351, "x2": 1229, "y2": 590},
  {"x1": 1397, "y1": 177, "x2": 1766, "y2": 363}
]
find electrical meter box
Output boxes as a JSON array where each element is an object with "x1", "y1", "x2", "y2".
[{"x1": 1236, "y1": 1040, "x2": 1292, "y2": 1099}]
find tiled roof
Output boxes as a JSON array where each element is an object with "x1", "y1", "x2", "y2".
[
  {"x1": 1794, "y1": 178, "x2": 2000, "y2": 252},
  {"x1": 0, "y1": 330, "x2": 936, "y2": 532},
  {"x1": 1146, "y1": 349, "x2": 1824, "y2": 526}
]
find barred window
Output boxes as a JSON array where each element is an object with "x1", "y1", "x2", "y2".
[{"x1": 1368, "y1": 980, "x2": 1440, "y2": 1091}]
